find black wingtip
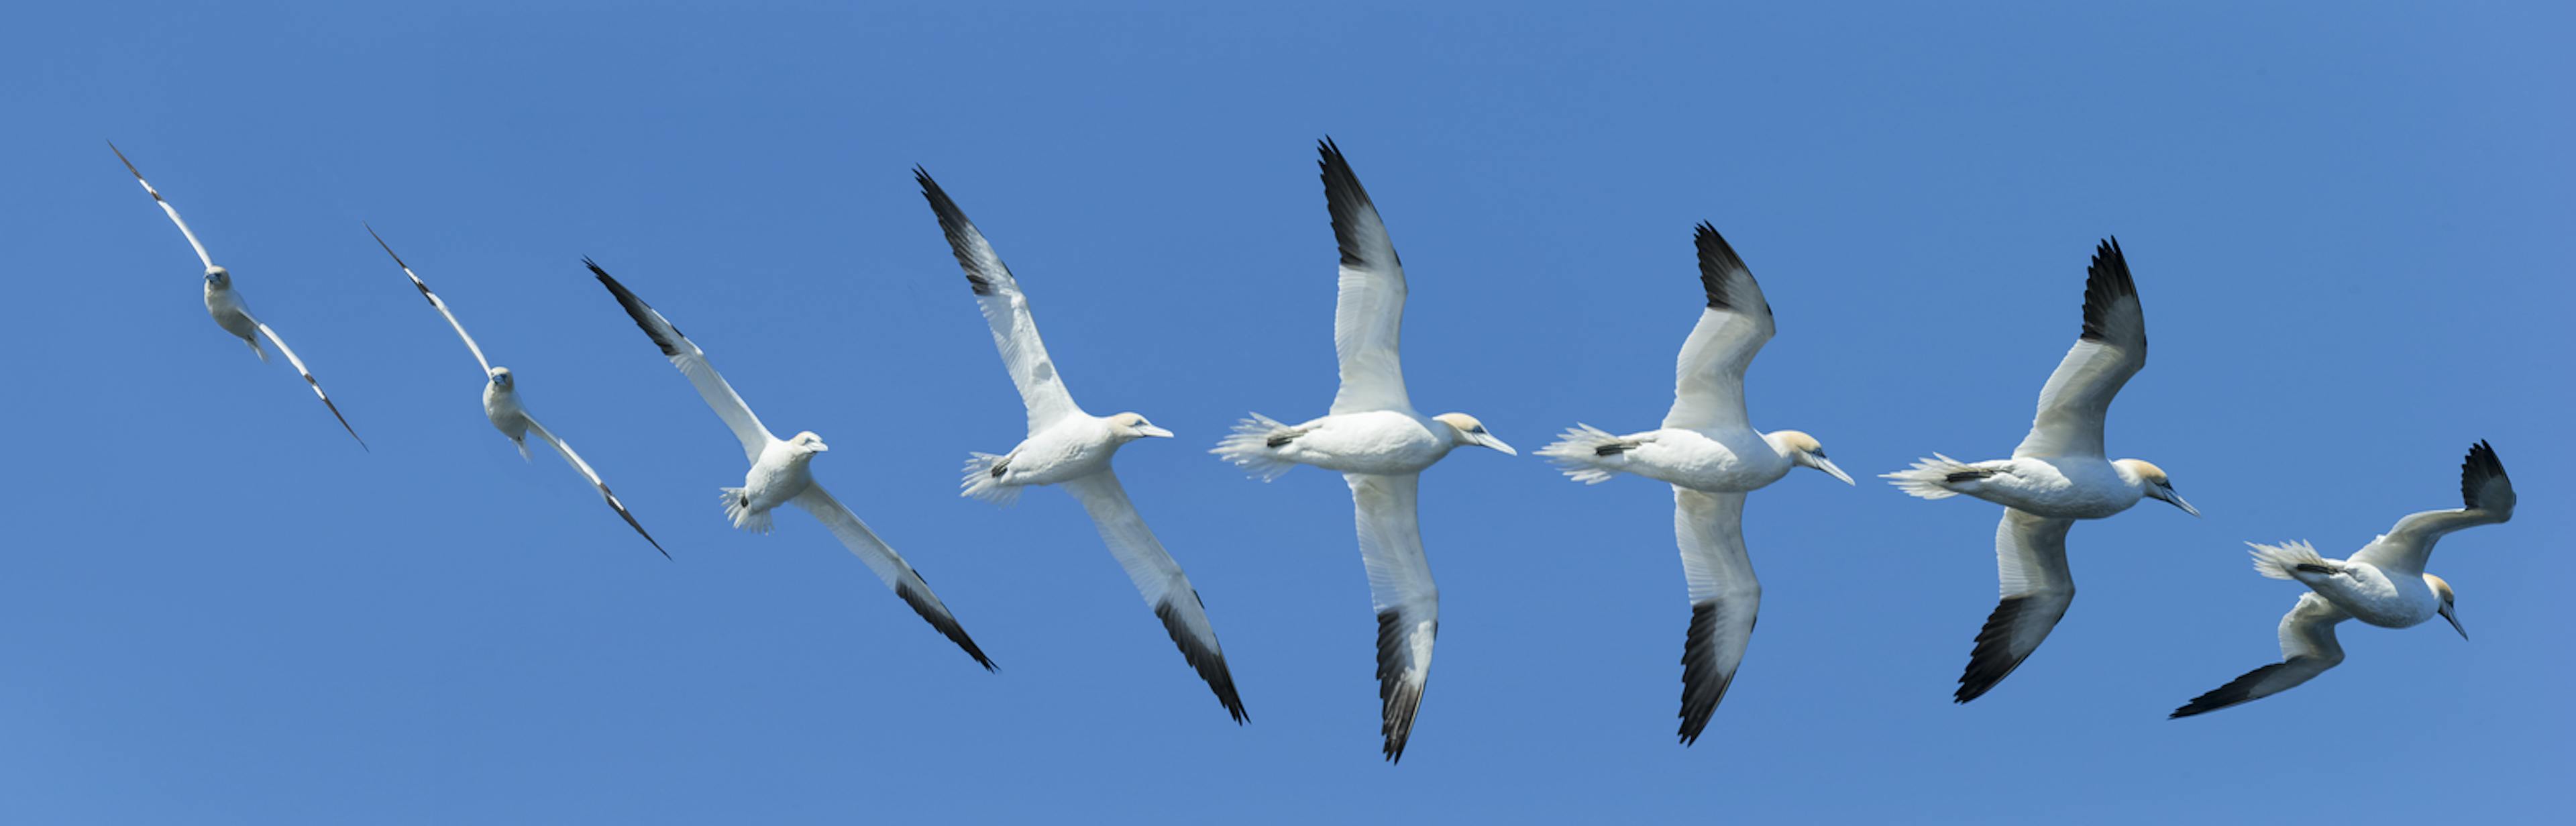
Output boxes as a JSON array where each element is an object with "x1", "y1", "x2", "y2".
[
  {"x1": 2461, "y1": 440, "x2": 2506, "y2": 509},
  {"x1": 1954, "y1": 596, "x2": 2043, "y2": 704},
  {"x1": 898, "y1": 581, "x2": 996, "y2": 672},
  {"x1": 586, "y1": 260, "x2": 686, "y2": 358},
  {"x1": 2169, "y1": 662, "x2": 2286, "y2": 719},
  {"x1": 1317, "y1": 136, "x2": 1391, "y2": 270},
  {"x1": 1375, "y1": 608, "x2": 1428, "y2": 764},
  {"x1": 2076, "y1": 236, "x2": 2139, "y2": 343},
  {"x1": 1156, "y1": 597, "x2": 1249, "y2": 724},
  {"x1": 913, "y1": 167, "x2": 1002, "y2": 297},
  {"x1": 1676, "y1": 600, "x2": 1734, "y2": 746}
]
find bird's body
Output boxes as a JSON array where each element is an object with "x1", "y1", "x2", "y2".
[
  {"x1": 203, "y1": 281, "x2": 266, "y2": 354},
  {"x1": 917, "y1": 169, "x2": 1238, "y2": 720},
  {"x1": 2170, "y1": 441, "x2": 2511, "y2": 718},
  {"x1": 1880, "y1": 238, "x2": 2196, "y2": 704},
  {"x1": 1536, "y1": 224, "x2": 1848, "y2": 745},
  {"x1": 729, "y1": 435, "x2": 822, "y2": 532},
  {"x1": 1211, "y1": 139, "x2": 1513, "y2": 762}
]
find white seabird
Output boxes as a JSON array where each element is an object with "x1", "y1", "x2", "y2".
[
  {"x1": 111, "y1": 142, "x2": 363, "y2": 448},
  {"x1": 2171, "y1": 441, "x2": 2512, "y2": 718},
  {"x1": 1880, "y1": 238, "x2": 2197, "y2": 703},
  {"x1": 368, "y1": 227, "x2": 665, "y2": 558},
  {"x1": 590, "y1": 260, "x2": 992, "y2": 669},
  {"x1": 914, "y1": 168, "x2": 1246, "y2": 722},
  {"x1": 1536, "y1": 223, "x2": 1851, "y2": 745},
  {"x1": 1211, "y1": 138, "x2": 1515, "y2": 762}
]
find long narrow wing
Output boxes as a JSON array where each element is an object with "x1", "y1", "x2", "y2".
[
  {"x1": 1346, "y1": 472, "x2": 1437, "y2": 762},
  {"x1": 914, "y1": 169, "x2": 1083, "y2": 433},
  {"x1": 1061, "y1": 471, "x2": 1246, "y2": 723},
  {"x1": 109, "y1": 142, "x2": 215, "y2": 271},
  {"x1": 2169, "y1": 592, "x2": 2349, "y2": 718},
  {"x1": 1955, "y1": 509, "x2": 2077, "y2": 703},
  {"x1": 1320, "y1": 138, "x2": 1413, "y2": 415},
  {"x1": 2349, "y1": 441, "x2": 2515, "y2": 576},
  {"x1": 589, "y1": 260, "x2": 776, "y2": 460},
  {"x1": 523, "y1": 415, "x2": 667, "y2": 559},
  {"x1": 1673, "y1": 488, "x2": 1760, "y2": 745},
  {"x1": 367, "y1": 224, "x2": 492, "y2": 376},
  {"x1": 2012, "y1": 238, "x2": 2146, "y2": 459},
  {"x1": 1662, "y1": 224, "x2": 1778, "y2": 431},
  {"x1": 791, "y1": 484, "x2": 995, "y2": 670},
  {"x1": 247, "y1": 315, "x2": 365, "y2": 449}
]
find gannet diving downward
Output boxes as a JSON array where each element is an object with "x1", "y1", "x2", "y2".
[
  {"x1": 1882, "y1": 238, "x2": 2197, "y2": 703},
  {"x1": 368, "y1": 227, "x2": 665, "y2": 558},
  {"x1": 2171, "y1": 442, "x2": 2513, "y2": 718},
  {"x1": 591, "y1": 261, "x2": 992, "y2": 669},
  {"x1": 110, "y1": 142, "x2": 363, "y2": 448},
  {"x1": 1537, "y1": 224, "x2": 1851, "y2": 745},
  {"x1": 915, "y1": 168, "x2": 1246, "y2": 722},
  {"x1": 1212, "y1": 138, "x2": 1515, "y2": 763}
]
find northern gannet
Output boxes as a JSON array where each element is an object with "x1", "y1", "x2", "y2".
[
  {"x1": 1536, "y1": 224, "x2": 1851, "y2": 745},
  {"x1": 1212, "y1": 138, "x2": 1515, "y2": 762},
  {"x1": 1882, "y1": 238, "x2": 2197, "y2": 703},
  {"x1": 915, "y1": 168, "x2": 1245, "y2": 722},
  {"x1": 590, "y1": 261, "x2": 991, "y2": 669},
  {"x1": 2171, "y1": 442, "x2": 2512, "y2": 718},
  {"x1": 110, "y1": 142, "x2": 363, "y2": 448}
]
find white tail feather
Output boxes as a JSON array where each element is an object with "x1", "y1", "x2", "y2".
[
  {"x1": 244, "y1": 337, "x2": 269, "y2": 362},
  {"x1": 959, "y1": 452, "x2": 1023, "y2": 506},
  {"x1": 720, "y1": 486, "x2": 774, "y2": 533},
  {"x1": 2248, "y1": 540, "x2": 2326, "y2": 580},
  {"x1": 1881, "y1": 453, "x2": 1980, "y2": 500},
  {"x1": 1536, "y1": 423, "x2": 1629, "y2": 484},
  {"x1": 1211, "y1": 413, "x2": 1297, "y2": 481}
]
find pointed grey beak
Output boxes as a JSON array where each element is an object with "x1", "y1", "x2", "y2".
[
  {"x1": 2440, "y1": 604, "x2": 2467, "y2": 640},
  {"x1": 812, "y1": 442, "x2": 831, "y2": 453},
  {"x1": 1814, "y1": 458, "x2": 1856, "y2": 486},
  {"x1": 1138, "y1": 425, "x2": 1175, "y2": 439},
  {"x1": 2161, "y1": 488, "x2": 2200, "y2": 517},
  {"x1": 1480, "y1": 433, "x2": 1517, "y2": 456}
]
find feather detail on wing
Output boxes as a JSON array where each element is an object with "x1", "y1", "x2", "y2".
[
  {"x1": 525, "y1": 415, "x2": 667, "y2": 558},
  {"x1": 1348, "y1": 472, "x2": 1436, "y2": 762},
  {"x1": 1663, "y1": 224, "x2": 1776, "y2": 431},
  {"x1": 2012, "y1": 238, "x2": 2145, "y2": 459},
  {"x1": 109, "y1": 142, "x2": 216, "y2": 272},
  {"x1": 1955, "y1": 509, "x2": 2076, "y2": 703},
  {"x1": 915, "y1": 169, "x2": 1083, "y2": 432},
  {"x1": 249, "y1": 315, "x2": 364, "y2": 450},
  {"x1": 368, "y1": 224, "x2": 493, "y2": 376},
  {"x1": 1319, "y1": 138, "x2": 1413, "y2": 415},
  {"x1": 2350, "y1": 441, "x2": 2515, "y2": 575},
  {"x1": 2170, "y1": 593, "x2": 2347, "y2": 718},
  {"x1": 589, "y1": 260, "x2": 777, "y2": 460},
  {"x1": 1674, "y1": 488, "x2": 1760, "y2": 745},
  {"x1": 1063, "y1": 472, "x2": 1246, "y2": 722},
  {"x1": 791, "y1": 484, "x2": 994, "y2": 670}
]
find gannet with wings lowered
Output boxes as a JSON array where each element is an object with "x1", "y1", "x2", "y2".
[
  {"x1": 110, "y1": 143, "x2": 363, "y2": 448},
  {"x1": 1537, "y1": 224, "x2": 1852, "y2": 745},
  {"x1": 1882, "y1": 238, "x2": 2198, "y2": 703},
  {"x1": 591, "y1": 261, "x2": 991, "y2": 670},
  {"x1": 1212, "y1": 138, "x2": 1515, "y2": 762},
  {"x1": 2171, "y1": 442, "x2": 2512, "y2": 718},
  {"x1": 915, "y1": 168, "x2": 1244, "y2": 722}
]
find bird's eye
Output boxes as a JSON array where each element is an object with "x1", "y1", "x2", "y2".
[
  {"x1": 1813, "y1": 450, "x2": 1828, "y2": 459},
  {"x1": 1470, "y1": 425, "x2": 1487, "y2": 434}
]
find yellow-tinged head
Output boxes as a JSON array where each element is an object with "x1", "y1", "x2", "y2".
[
  {"x1": 2117, "y1": 458, "x2": 2198, "y2": 517},
  {"x1": 1434, "y1": 413, "x2": 1515, "y2": 456}
]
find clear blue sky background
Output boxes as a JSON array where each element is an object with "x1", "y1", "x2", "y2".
[{"x1": 5, "y1": 3, "x2": 2569, "y2": 822}]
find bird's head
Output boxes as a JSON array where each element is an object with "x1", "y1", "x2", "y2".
[
  {"x1": 488, "y1": 366, "x2": 515, "y2": 391},
  {"x1": 2118, "y1": 458, "x2": 2198, "y2": 517},
  {"x1": 1434, "y1": 413, "x2": 1514, "y2": 456},
  {"x1": 205, "y1": 266, "x2": 231, "y2": 288},
  {"x1": 1106, "y1": 412, "x2": 1173, "y2": 442},
  {"x1": 2425, "y1": 573, "x2": 2465, "y2": 639},
  {"x1": 1767, "y1": 429, "x2": 1853, "y2": 485},
  {"x1": 790, "y1": 431, "x2": 830, "y2": 455}
]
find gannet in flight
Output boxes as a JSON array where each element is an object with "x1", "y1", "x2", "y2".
[
  {"x1": 367, "y1": 227, "x2": 665, "y2": 558},
  {"x1": 914, "y1": 168, "x2": 1245, "y2": 722},
  {"x1": 110, "y1": 142, "x2": 363, "y2": 448},
  {"x1": 1536, "y1": 224, "x2": 1851, "y2": 745},
  {"x1": 590, "y1": 261, "x2": 991, "y2": 669},
  {"x1": 1212, "y1": 138, "x2": 1515, "y2": 762},
  {"x1": 2171, "y1": 441, "x2": 2512, "y2": 718},
  {"x1": 1881, "y1": 238, "x2": 2197, "y2": 703}
]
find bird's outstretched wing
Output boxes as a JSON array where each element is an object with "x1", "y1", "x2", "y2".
[
  {"x1": 368, "y1": 225, "x2": 493, "y2": 376},
  {"x1": 1062, "y1": 471, "x2": 1246, "y2": 722},
  {"x1": 2169, "y1": 592, "x2": 2348, "y2": 718},
  {"x1": 1320, "y1": 138, "x2": 1413, "y2": 415},
  {"x1": 2349, "y1": 440, "x2": 2515, "y2": 576},
  {"x1": 110, "y1": 142, "x2": 215, "y2": 272},
  {"x1": 1663, "y1": 224, "x2": 1777, "y2": 431},
  {"x1": 2012, "y1": 238, "x2": 2145, "y2": 459},
  {"x1": 590, "y1": 261, "x2": 777, "y2": 460},
  {"x1": 1673, "y1": 488, "x2": 1760, "y2": 745},
  {"x1": 1955, "y1": 509, "x2": 2076, "y2": 703},
  {"x1": 792, "y1": 484, "x2": 994, "y2": 670},
  {"x1": 523, "y1": 415, "x2": 666, "y2": 559},
  {"x1": 1347, "y1": 472, "x2": 1438, "y2": 762},
  {"x1": 914, "y1": 169, "x2": 1084, "y2": 433},
  {"x1": 248, "y1": 315, "x2": 365, "y2": 449}
]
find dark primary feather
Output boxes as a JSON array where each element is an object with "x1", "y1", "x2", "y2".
[
  {"x1": 914, "y1": 168, "x2": 1004, "y2": 297},
  {"x1": 1318, "y1": 137, "x2": 1397, "y2": 270},
  {"x1": 1157, "y1": 597, "x2": 1248, "y2": 724},
  {"x1": 1376, "y1": 608, "x2": 1432, "y2": 763},
  {"x1": 1693, "y1": 223, "x2": 1769, "y2": 316},
  {"x1": 898, "y1": 580, "x2": 996, "y2": 671},
  {"x1": 2461, "y1": 440, "x2": 2506, "y2": 509},
  {"x1": 1676, "y1": 599, "x2": 1738, "y2": 745},
  {"x1": 586, "y1": 259, "x2": 685, "y2": 358},
  {"x1": 1955, "y1": 595, "x2": 2067, "y2": 703},
  {"x1": 2076, "y1": 237, "x2": 2139, "y2": 344},
  {"x1": 2169, "y1": 661, "x2": 2298, "y2": 719}
]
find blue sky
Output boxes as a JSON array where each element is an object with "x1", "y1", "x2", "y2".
[{"x1": 6, "y1": 2, "x2": 2570, "y2": 822}]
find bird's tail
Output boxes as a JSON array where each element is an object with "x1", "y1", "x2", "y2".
[
  {"x1": 719, "y1": 486, "x2": 774, "y2": 533},
  {"x1": 510, "y1": 437, "x2": 533, "y2": 462},
  {"x1": 2247, "y1": 540, "x2": 2328, "y2": 580},
  {"x1": 244, "y1": 337, "x2": 270, "y2": 363},
  {"x1": 1211, "y1": 413, "x2": 1298, "y2": 482},
  {"x1": 1881, "y1": 454, "x2": 1985, "y2": 499},
  {"x1": 959, "y1": 452, "x2": 1022, "y2": 506},
  {"x1": 1535, "y1": 424, "x2": 1635, "y2": 484}
]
